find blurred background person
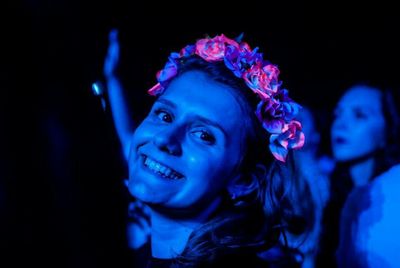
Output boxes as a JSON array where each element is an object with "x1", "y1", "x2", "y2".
[{"x1": 317, "y1": 83, "x2": 400, "y2": 267}]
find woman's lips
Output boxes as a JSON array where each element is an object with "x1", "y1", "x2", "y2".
[
  {"x1": 333, "y1": 136, "x2": 347, "y2": 145},
  {"x1": 141, "y1": 154, "x2": 184, "y2": 180}
]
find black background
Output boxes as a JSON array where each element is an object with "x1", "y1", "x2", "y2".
[{"x1": 1, "y1": 1, "x2": 399, "y2": 267}]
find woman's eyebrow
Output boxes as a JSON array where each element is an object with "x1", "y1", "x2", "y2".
[
  {"x1": 156, "y1": 98, "x2": 176, "y2": 108},
  {"x1": 353, "y1": 105, "x2": 376, "y2": 113}
]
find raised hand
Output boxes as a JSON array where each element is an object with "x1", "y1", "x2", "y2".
[
  {"x1": 104, "y1": 29, "x2": 120, "y2": 79},
  {"x1": 102, "y1": 29, "x2": 135, "y2": 161}
]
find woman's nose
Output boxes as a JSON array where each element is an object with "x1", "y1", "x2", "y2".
[
  {"x1": 332, "y1": 115, "x2": 348, "y2": 131},
  {"x1": 153, "y1": 127, "x2": 182, "y2": 156}
]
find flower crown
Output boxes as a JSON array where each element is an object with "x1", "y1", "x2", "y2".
[{"x1": 148, "y1": 34, "x2": 305, "y2": 162}]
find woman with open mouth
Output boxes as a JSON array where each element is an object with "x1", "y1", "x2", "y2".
[{"x1": 100, "y1": 31, "x2": 307, "y2": 267}]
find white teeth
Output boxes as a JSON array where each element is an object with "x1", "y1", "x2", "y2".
[
  {"x1": 143, "y1": 156, "x2": 183, "y2": 179},
  {"x1": 164, "y1": 168, "x2": 172, "y2": 177},
  {"x1": 149, "y1": 161, "x2": 155, "y2": 169},
  {"x1": 159, "y1": 166, "x2": 166, "y2": 173}
]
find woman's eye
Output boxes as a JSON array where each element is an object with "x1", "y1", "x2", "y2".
[
  {"x1": 193, "y1": 130, "x2": 215, "y2": 144},
  {"x1": 155, "y1": 110, "x2": 172, "y2": 123}
]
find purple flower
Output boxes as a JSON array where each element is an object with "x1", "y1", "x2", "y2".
[
  {"x1": 224, "y1": 45, "x2": 243, "y2": 77},
  {"x1": 256, "y1": 99, "x2": 285, "y2": 134},
  {"x1": 273, "y1": 89, "x2": 301, "y2": 121},
  {"x1": 224, "y1": 45, "x2": 263, "y2": 78},
  {"x1": 179, "y1": 45, "x2": 195, "y2": 57}
]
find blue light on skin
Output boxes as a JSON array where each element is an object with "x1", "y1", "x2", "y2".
[
  {"x1": 103, "y1": 29, "x2": 135, "y2": 161},
  {"x1": 127, "y1": 71, "x2": 248, "y2": 258},
  {"x1": 331, "y1": 85, "x2": 386, "y2": 186}
]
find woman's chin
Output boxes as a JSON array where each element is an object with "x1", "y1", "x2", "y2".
[
  {"x1": 128, "y1": 181, "x2": 154, "y2": 202},
  {"x1": 128, "y1": 179, "x2": 175, "y2": 206}
]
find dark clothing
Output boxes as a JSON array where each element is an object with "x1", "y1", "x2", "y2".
[
  {"x1": 132, "y1": 242, "x2": 301, "y2": 268},
  {"x1": 335, "y1": 185, "x2": 371, "y2": 267}
]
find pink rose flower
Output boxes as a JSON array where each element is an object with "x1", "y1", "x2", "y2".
[
  {"x1": 195, "y1": 34, "x2": 239, "y2": 62},
  {"x1": 262, "y1": 64, "x2": 281, "y2": 93},
  {"x1": 269, "y1": 120, "x2": 305, "y2": 162},
  {"x1": 243, "y1": 64, "x2": 278, "y2": 100}
]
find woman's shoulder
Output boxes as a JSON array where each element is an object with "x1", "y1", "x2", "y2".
[
  {"x1": 338, "y1": 163, "x2": 400, "y2": 267},
  {"x1": 345, "y1": 163, "x2": 400, "y2": 208},
  {"x1": 372, "y1": 163, "x2": 400, "y2": 189},
  {"x1": 355, "y1": 163, "x2": 400, "y2": 209}
]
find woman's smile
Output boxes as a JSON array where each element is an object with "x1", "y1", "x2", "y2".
[{"x1": 142, "y1": 154, "x2": 184, "y2": 180}]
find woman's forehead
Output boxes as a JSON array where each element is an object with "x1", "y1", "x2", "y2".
[
  {"x1": 161, "y1": 71, "x2": 247, "y2": 130},
  {"x1": 338, "y1": 86, "x2": 382, "y2": 111}
]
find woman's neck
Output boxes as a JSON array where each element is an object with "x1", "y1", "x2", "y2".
[
  {"x1": 349, "y1": 157, "x2": 375, "y2": 187},
  {"x1": 150, "y1": 198, "x2": 221, "y2": 259}
]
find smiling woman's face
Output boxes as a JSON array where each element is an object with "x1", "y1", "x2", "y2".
[
  {"x1": 331, "y1": 86, "x2": 386, "y2": 162},
  {"x1": 127, "y1": 71, "x2": 247, "y2": 212}
]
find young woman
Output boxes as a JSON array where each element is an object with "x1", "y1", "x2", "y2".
[
  {"x1": 317, "y1": 84, "x2": 400, "y2": 267},
  {"x1": 101, "y1": 31, "x2": 306, "y2": 267}
]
